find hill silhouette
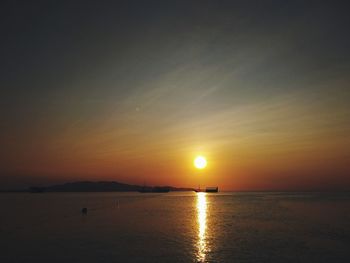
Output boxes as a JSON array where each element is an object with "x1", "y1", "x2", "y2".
[{"x1": 29, "y1": 181, "x2": 194, "y2": 192}]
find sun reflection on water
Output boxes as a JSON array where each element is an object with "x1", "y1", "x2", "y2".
[{"x1": 196, "y1": 192, "x2": 208, "y2": 262}]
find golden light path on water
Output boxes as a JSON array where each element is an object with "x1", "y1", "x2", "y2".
[{"x1": 196, "y1": 192, "x2": 208, "y2": 262}]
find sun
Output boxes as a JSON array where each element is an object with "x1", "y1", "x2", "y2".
[{"x1": 194, "y1": 156, "x2": 207, "y2": 169}]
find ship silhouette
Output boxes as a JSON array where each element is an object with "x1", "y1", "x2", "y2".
[{"x1": 194, "y1": 186, "x2": 219, "y2": 193}]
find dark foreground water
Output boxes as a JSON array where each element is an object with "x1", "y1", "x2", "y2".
[{"x1": 0, "y1": 192, "x2": 349, "y2": 262}]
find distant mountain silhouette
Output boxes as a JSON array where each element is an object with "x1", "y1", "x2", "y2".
[{"x1": 29, "y1": 181, "x2": 194, "y2": 192}]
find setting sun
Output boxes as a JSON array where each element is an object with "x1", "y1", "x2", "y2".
[{"x1": 194, "y1": 156, "x2": 207, "y2": 169}]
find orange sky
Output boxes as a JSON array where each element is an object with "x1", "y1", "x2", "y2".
[{"x1": 2, "y1": 88, "x2": 350, "y2": 190}]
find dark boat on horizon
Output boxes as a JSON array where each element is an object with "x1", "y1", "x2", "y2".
[
  {"x1": 194, "y1": 186, "x2": 219, "y2": 193},
  {"x1": 205, "y1": 187, "x2": 219, "y2": 193}
]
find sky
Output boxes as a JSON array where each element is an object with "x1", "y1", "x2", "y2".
[{"x1": 1, "y1": 0, "x2": 350, "y2": 190}]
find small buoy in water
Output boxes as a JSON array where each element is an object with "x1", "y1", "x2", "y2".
[{"x1": 81, "y1": 207, "x2": 87, "y2": 214}]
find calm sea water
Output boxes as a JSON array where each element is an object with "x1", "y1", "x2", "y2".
[{"x1": 0, "y1": 192, "x2": 349, "y2": 262}]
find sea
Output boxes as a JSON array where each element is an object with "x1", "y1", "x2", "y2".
[{"x1": 0, "y1": 192, "x2": 349, "y2": 262}]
